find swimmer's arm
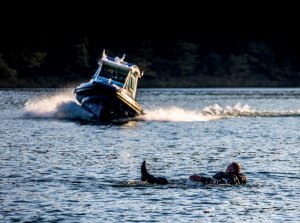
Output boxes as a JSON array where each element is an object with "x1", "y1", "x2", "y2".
[{"x1": 189, "y1": 174, "x2": 215, "y2": 184}]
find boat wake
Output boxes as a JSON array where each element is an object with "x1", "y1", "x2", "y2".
[
  {"x1": 139, "y1": 107, "x2": 220, "y2": 122},
  {"x1": 22, "y1": 91, "x2": 300, "y2": 123},
  {"x1": 23, "y1": 91, "x2": 94, "y2": 120},
  {"x1": 139, "y1": 103, "x2": 300, "y2": 122}
]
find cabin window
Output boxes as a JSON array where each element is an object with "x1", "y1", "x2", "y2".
[{"x1": 100, "y1": 65, "x2": 127, "y2": 83}]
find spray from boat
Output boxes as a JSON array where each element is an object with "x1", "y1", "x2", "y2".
[
  {"x1": 22, "y1": 91, "x2": 300, "y2": 122},
  {"x1": 23, "y1": 90, "x2": 94, "y2": 120}
]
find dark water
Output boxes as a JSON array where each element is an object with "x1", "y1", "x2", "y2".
[{"x1": 1, "y1": 88, "x2": 300, "y2": 222}]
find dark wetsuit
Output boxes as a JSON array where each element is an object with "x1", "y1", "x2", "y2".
[
  {"x1": 141, "y1": 161, "x2": 169, "y2": 185},
  {"x1": 141, "y1": 161, "x2": 247, "y2": 185},
  {"x1": 199, "y1": 171, "x2": 247, "y2": 185}
]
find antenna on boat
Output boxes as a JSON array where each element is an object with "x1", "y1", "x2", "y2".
[
  {"x1": 102, "y1": 49, "x2": 107, "y2": 59},
  {"x1": 121, "y1": 54, "x2": 126, "y2": 62},
  {"x1": 114, "y1": 53, "x2": 126, "y2": 63}
]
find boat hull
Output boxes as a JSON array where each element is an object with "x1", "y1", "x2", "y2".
[{"x1": 74, "y1": 81, "x2": 143, "y2": 121}]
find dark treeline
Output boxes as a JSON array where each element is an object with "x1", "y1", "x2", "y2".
[
  {"x1": 1, "y1": 34, "x2": 300, "y2": 88},
  {"x1": 1, "y1": 4, "x2": 300, "y2": 88}
]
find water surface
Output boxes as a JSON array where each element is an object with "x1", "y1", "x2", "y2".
[{"x1": 1, "y1": 88, "x2": 299, "y2": 222}]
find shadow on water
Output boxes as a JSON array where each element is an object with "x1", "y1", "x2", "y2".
[
  {"x1": 111, "y1": 179, "x2": 254, "y2": 190},
  {"x1": 75, "y1": 118, "x2": 139, "y2": 127}
]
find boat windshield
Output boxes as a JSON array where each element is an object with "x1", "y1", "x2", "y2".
[{"x1": 99, "y1": 65, "x2": 128, "y2": 84}]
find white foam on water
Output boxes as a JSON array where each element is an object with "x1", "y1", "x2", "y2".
[
  {"x1": 23, "y1": 90, "x2": 93, "y2": 120},
  {"x1": 202, "y1": 103, "x2": 255, "y2": 117},
  {"x1": 138, "y1": 103, "x2": 300, "y2": 122},
  {"x1": 202, "y1": 103, "x2": 300, "y2": 117},
  {"x1": 138, "y1": 107, "x2": 221, "y2": 122},
  {"x1": 22, "y1": 91, "x2": 300, "y2": 122}
]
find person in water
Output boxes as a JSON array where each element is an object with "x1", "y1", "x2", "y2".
[{"x1": 141, "y1": 161, "x2": 247, "y2": 185}]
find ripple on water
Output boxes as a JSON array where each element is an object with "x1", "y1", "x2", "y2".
[{"x1": 1, "y1": 88, "x2": 300, "y2": 222}]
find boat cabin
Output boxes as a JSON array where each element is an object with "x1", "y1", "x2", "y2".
[{"x1": 92, "y1": 50, "x2": 143, "y2": 99}]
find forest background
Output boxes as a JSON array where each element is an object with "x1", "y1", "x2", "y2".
[{"x1": 1, "y1": 3, "x2": 299, "y2": 88}]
